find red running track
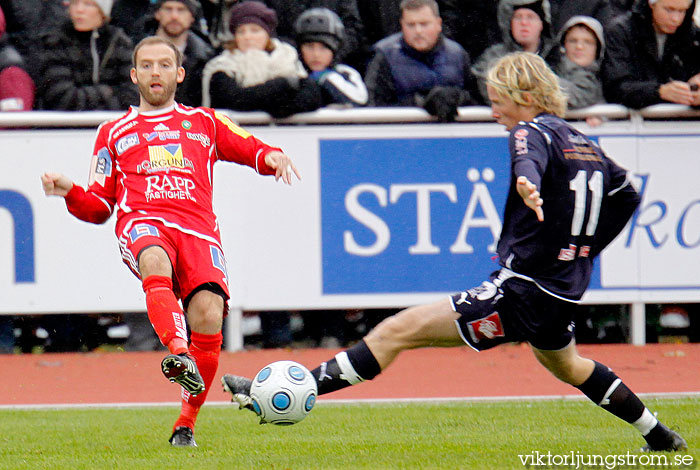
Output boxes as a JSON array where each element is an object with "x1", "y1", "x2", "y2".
[{"x1": 3, "y1": 343, "x2": 699, "y2": 407}]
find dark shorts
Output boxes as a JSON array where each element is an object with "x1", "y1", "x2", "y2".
[
  {"x1": 118, "y1": 219, "x2": 230, "y2": 304},
  {"x1": 450, "y1": 270, "x2": 575, "y2": 351}
]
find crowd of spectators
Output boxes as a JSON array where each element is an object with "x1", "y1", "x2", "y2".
[
  {"x1": 3, "y1": 0, "x2": 700, "y2": 351},
  {"x1": 1, "y1": 0, "x2": 699, "y2": 120}
]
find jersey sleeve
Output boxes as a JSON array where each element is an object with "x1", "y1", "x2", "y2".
[
  {"x1": 210, "y1": 110, "x2": 280, "y2": 176},
  {"x1": 509, "y1": 124, "x2": 549, "y2": 188},
  {"x1": 64, "y1": 124, "x2": 117, "y2": 224},
  {"x1": 590, "y1": 158, "x2": 641, "y2": 256}
]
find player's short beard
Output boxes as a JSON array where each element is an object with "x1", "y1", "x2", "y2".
[{"x1": 138, "y1": 79, "x2": 177, "y2": 108}]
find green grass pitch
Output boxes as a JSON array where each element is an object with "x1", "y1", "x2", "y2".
[{"x1": 0, "y1": 398, "x2": 696, "y2": 470}]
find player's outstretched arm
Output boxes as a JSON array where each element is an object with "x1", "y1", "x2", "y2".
[
  {"x1": 516, "y1": 175, "x2": 544, "y2": 222},
  {"x1": 264, "y1": 151, "x2": 302, "y2": 185},
  {"x1": 41, "y1": 172, "x2": 74, "y2": 198}
]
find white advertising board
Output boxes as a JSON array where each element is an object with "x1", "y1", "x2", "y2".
[{"x1": 1, "y1": 121, "x2": 699, "y2": 314}]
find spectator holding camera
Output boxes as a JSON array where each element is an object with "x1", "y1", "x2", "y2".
[
  {"x1": 602, "y1": 0, "x2": 700, "y2": 108},
  {"x1": 364, "y1": 0, "x2": 480, "y2": 122},
  {"x1": 295, "y1": 7, "x2": 367, "y2": 107},
  {"x1": 201, "y1": 0, "x2": 322, "y2": 118}
]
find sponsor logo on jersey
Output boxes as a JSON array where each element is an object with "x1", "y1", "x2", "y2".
[
  {"x1": 144, "y1": 174, "x2": 197, "y2": 203},
  {"x1": 143, "y1": 130, "x2": 181, "y2": 142},
  {"x1": 89, "y1": 147, "x2": 113, "y2": 186},
  {"x1": 113, "y1": 120, "x2": 138, "y2": 138},
  {"x1": 214, "y1": 111, "x2": 251, "y2": 139},
  {"x1": 467, "y1": 312, "x2": 505, "y2": 343},
  {"x1": 187, "y1": 132, "x2": 211, "y2": 147},
  {"x1": 116, "y1": 133, "x2": 140, "y2": 155},
  {"x1": 154, "y1": 123, "x2": 170, "y2": 131},
  {"x1": 563, "y1": 145, "x2": 603, "y2": 162},
  {"x1": 138, "y1": 144, "x2": 194, "y2": 174},
  {"x1": 558, "y1": 244, "x2": 591, "y2": 261},
  {"x1": 514, "y1": 128, "x2": 528, "y2": 155},
  {"x1": 567, "y1": 134, "x2": 588, "y2": 145}
]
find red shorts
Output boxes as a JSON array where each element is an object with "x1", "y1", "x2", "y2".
[{"x1": 117, "y1": 219, "x2": 230, "y2": 302}]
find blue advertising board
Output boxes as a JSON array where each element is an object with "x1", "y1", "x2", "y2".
[{"x1": 321, "y1": 137, "x2": 515, "y2": 294}]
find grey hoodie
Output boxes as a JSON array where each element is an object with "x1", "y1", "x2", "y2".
[
  {"x1": 556, "y1": 15, "x2": 605, "y2": 109},
  {"x1": 471, "y1": 0, "x2": 559, "y2": 102}
]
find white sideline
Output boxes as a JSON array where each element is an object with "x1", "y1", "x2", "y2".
[{"x1": 1, "y1": 391, "x2": 698, "y2": 410}]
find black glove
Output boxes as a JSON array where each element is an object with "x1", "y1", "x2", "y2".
[{"x1": 421, "y1": 86, "x2": 462, "y2": 122}]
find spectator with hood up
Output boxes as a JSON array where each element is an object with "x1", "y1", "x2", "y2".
[
  {"x1": 201, "y1": 0, "x2": 322, "y2": 117},
  {"x1": 602, "y1": 0, "x2": 700, "y2": 108},
  {"x1": 472, "y1": 0, "x2": 559, "y2": 102},
  {"x1": 37, "y1": 0, "x2": 138, "y2": 110},
  {"x1": 295, "y1": 7, "x2": 368, "y2": 107},
  {"x1": 0, "y1": 4, "x2": 34, "y2": 111},
  {"x1": 555, "y1": 16, "x2": 606, "y2": 126}
]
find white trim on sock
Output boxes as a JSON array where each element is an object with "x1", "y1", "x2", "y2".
[
  {"x1": 600, "y1": 378, "x2": 622, "y2": 406},
  {"x1": 633, "y1": 408, "x2": 658, "y2": 436},
  {"x1": 335, "y1": 351, "x2": 364, "y2": 385}
]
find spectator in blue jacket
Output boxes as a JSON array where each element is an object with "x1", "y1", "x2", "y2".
[{"x1": 364, "y1": 0, "x2": 480, "y2": 122}]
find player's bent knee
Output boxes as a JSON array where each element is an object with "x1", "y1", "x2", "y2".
[
  {"x1": 137, "y1": 246, "x2": 171, "y2": 277},
  {"x1": 186, "y1": 290, "x2": 224, "y2": 332}
]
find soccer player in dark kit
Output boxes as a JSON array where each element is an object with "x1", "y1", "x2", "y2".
[
  {"x1": 42, "y1": 36, "x2": 300, "y2": 447},
  {"x1": 223, "y1": 51, "x2": 687, "y2": 452}
]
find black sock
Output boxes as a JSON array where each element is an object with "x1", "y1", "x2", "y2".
[
  {"x1": 576, "y1": 361, "x2": 651, "y2": 425},
  {"x1": 311, "y1": 339, "x2": 381, "y2": 395}
]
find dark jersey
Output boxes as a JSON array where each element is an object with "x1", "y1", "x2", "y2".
[{"x1": 496, "y1": 113, "x2": 640, "y2": 301}]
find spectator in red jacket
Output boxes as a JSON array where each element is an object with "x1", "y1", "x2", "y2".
[{"x1": 0, "y1": 4, "x2": 35, "y2": 110}]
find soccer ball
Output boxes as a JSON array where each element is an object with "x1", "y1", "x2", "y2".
[{"x1": 249, "y1": 360, "x2": 317, "y2": 425}]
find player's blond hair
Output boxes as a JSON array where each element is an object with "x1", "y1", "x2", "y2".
[{"x1": 486, "y1": 52, "x2": 567, "y2": 117}]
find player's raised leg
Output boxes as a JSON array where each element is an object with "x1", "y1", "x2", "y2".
[
  {"x1": 222, "y1": 298, "x2": 463, "y2": 405},
  {"x1": 531, "y1": 342, "x2": 687, "y2": 452},
  {"x1": 138, "y1": 245, "x2": 205, "y2": 398}
]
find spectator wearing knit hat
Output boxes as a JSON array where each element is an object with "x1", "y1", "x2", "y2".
[
  {"x1": 205, "y1": 0, "x2": 367, "y2": 72},
  {"x1": 295, "y1": 7, "x2": 367, "y2": 107},
  {"x1": 130, "y1": 0, "x2": 214, "y2": 106},
  {"x1": 0, "y1": 4, "x2": 35, "y2": 111},
  {"x1": 471, "y1": 0, "x2": 560, "y2": 103},
  {"x1": 201, "y1": 0, "x2": 322, "y2": 118},
  {"x1": 37, "y1": 0, "x2": 138, "y2": 110}
]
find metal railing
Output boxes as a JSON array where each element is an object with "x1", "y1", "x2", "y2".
[{"x1": 3, "y1": 103, "x2": 695, "y2": 128}]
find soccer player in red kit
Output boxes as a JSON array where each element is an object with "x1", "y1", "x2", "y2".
[{"x1": 41, "y1": 36, "x2": 301, "y2": 447}]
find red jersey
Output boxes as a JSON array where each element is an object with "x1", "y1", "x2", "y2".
[{"x1": 65, "y1": 103, "x2": 279, "y2": 243}]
